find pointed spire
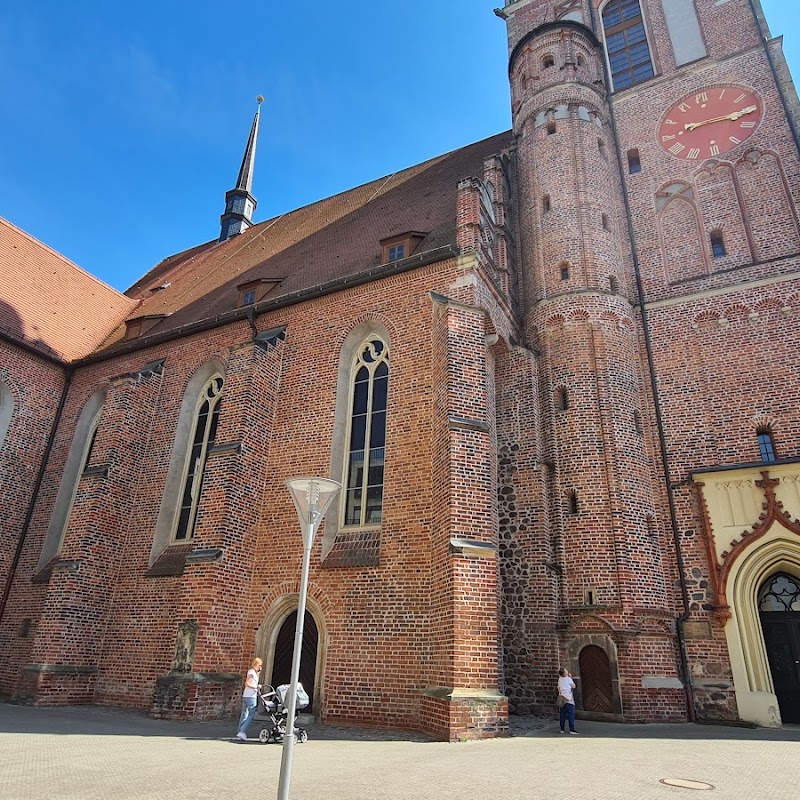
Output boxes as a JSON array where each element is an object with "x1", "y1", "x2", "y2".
[
  {"x1": 235, "y1": 97, "x2": 261, "y2": 193},
  {"x1": 219, "y1": 96, "x2": 263, "y2": 242}
]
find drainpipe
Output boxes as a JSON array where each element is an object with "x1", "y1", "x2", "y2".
[
  {"x1": 0, "y1": 364, "x2": 73, "y2": 626},
  {"x1": 245, "y1": 307, "x2": 259, "y2": 339},
  {"x1": 588, "y1": 3, "x2": 696, "y2": 721}
]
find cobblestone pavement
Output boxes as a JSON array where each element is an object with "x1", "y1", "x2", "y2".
[{"x1": 1, "y1": 703, "x2": 798, "y2": 800}]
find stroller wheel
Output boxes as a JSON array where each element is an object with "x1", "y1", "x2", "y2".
[
  {"x1": 258, "y1": 729, "x2": 269, "y2": 744},
  {"x1": 297, "y1": 728, "x2": 308, "y2": 744}
]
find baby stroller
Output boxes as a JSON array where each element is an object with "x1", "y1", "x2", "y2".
[{"x1": 256, "y1": 683, "x2": 310, "y2": 744}]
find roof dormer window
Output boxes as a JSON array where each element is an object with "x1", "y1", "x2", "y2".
[
  {"x1": 380, "y1": 232, "x2": 427, "y2": 265},
  {"x1": 236, "y1": 278, "x2": 282, "y2": 308},
  {"x1": 123, "y1": 315, "x2": 168, "y2": 342}
]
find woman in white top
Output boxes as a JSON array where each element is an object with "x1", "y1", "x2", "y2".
[
  {"x1": 236, "y1": 657, "x2": 263, "y2": 741},
  {"x1": 557, "y1": 667, "x2": 578, "y2": 734}
]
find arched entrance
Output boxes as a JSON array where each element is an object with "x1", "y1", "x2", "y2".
[
  {"x1": 758, "y1": 572, "x2": 800, "y2": 723},
  {"x1": 579, "y1": 645, "x2": 614, "y2": 713},
  {"x1": 270, "y1": 610, "x2": 319, "y2": 712}
]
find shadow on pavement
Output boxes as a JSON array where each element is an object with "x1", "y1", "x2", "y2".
[
  {"x1": 509, "y1": 715, "x2": 800, "y2": 742},
  {"x1": 2, "y1": 702, "x2": 799, "y2": 745}
]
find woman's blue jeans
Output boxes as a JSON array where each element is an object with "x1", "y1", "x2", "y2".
[
  {"x1": 559, "y1": 701, "x2": 576, "y2": 732},
  {"x1": 237, "y1": 696, "x2": 258, "y2": 736}
]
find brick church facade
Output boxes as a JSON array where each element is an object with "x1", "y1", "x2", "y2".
[{"x1": 2, "y1": 0, "x2": 800, "y2": 740}]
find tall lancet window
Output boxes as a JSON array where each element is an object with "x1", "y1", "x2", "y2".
[
  {"x1": 0, "y1": 380, "x2": 13, "y2": 453},
  {"x1": 602, "y1": 0, "x2": 654, "y2": 91},
  {"x1": 344, "y1": 339, "x2": 389, "y2": 527},
  {"x1": 37, "y1": 389, "x2": 105, "y2": 571},
  {"x1": 174, "y1": 376, "x2": 224, "y2": 541}
]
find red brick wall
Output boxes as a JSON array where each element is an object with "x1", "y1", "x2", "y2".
[
  {"x1": 1, "y1": 261, "x2": 512, "y2": 739},
  {"x1": 0, "y1": 341, "x2": 66, "y2": 682}
]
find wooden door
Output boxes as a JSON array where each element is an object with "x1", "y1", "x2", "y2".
[
  {"x1": 270, "y1": 610, "x2": 319, "y2": 712},
  {"x1": 579, "y1": 645, "x2": 614, "y2": 713}
]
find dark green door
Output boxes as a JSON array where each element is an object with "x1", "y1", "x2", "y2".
[{"x1": 759, "y1": 573, "x2": 800, "y2": 724}]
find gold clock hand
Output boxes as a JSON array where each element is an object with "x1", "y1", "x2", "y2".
[
  {"x1": 684, "y1": 105, "x2": 758, "y2": 132},
  {"x1": 730, "y1": 105, "x2": 758, "y2": 120}
]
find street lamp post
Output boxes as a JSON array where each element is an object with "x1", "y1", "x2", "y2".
[{"x1": 277, "y1": 477, "x2": 341, "y2": 800}]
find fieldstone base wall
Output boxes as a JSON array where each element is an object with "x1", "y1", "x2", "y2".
[
  {"x1": 14, "y1": 664, "x2": 98, "y2": 706},
  {"x1": 151, "y1": 672, "x2": 240, "y2": 721},
  {"x1": 693, "y1": 682, "x2": 738, "y2": 722},
  {"x1": 420, "y1": 689, "x2": 509, "y2": 742}
]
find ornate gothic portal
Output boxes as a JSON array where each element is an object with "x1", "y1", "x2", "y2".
[
  {"x1": 758, "y1": 573, "x2": 800, "y2": 723},
  {"x1": 270, "y1": 610, "x2": 319, "y2": 712},
  {"x1": 694, "y1": 465, "x2": 800, "y2": 726}
]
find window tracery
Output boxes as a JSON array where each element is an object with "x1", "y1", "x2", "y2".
[
  {"x1": 343, "y1": 338, "x2": 389, "y2": 528},
  {"x1": 174, "y1": 376, "x2": 224, "y2": 541},
  {"x1": 758, "y1": 573, "x2": 800, "y2": 612}
]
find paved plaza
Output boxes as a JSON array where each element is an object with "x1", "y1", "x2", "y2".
[{"x1": 0, "y1": 703, "x2": 798, "y2": 800}]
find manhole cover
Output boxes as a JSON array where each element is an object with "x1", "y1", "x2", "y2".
[{"x1": 660, "y1": 778, "x2": 715, "y2": 791}]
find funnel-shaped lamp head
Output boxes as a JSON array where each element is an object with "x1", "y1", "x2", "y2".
[{"x1": 286, "y1": 477, "x2": 341, "y2": 547}]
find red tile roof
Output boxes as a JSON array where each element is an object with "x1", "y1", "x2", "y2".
[
  {"x1": 95, "y1": 131, "x2": 513, "y2": 354},
  {"x1": 0, "y1": 217, "x2": 137, "y2": 362}
]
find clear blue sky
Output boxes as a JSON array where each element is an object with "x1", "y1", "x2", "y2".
[{"x1": 0, "y1": 1, "x2": 796, "y2": 292}]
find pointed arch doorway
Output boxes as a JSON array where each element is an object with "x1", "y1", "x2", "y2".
[
  {"x1": 269, "y1": 610, "x2": 319, "y2": 713},
  {"x1": 758, "y1": 572, "x2": 800, "y2": 724}
]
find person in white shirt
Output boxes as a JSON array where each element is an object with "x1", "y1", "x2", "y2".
[
  {"x1": 557, "y1": 667, "x2": 578, "y2": 734},
  {"x1": 235, "y1": 657, "x2": 263, "y2": 741}
]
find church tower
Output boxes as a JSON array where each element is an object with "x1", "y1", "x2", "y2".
[
  {"x1": 219, "y1": 98, "x2": 262, "y2": 242},
  {"x1": 501, "y1": 0, "x2": 677, "y2": 721},
  {"x1": 499, "y1": 0, "x2": 800, "y2": 724}
]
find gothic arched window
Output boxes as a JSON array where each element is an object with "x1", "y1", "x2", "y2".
[
  {"x1": 38, "y1": 389, "x2": 105, "y2": 570},
  {"x1": 602, "y1": 0, "x2": 654, "y2": 91},
  {"x1": 344, "y1": 338, "x2": 389, "y2": 527},
  {"x1": 174, "y1": 375, "x2": 224, "y2": 541},
  {"x1": 0, "y1": 380, "x2": 13, "y2": 453}
]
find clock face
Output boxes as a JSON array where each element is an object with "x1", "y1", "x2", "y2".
[{"x1": 658, "y1": 85, "x2": 763, "y2": 160}]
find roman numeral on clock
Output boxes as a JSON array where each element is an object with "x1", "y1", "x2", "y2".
[
  {"x1": 669, "y1": 142, "x2": 686, "y2": 155},
  {"x1": 695, "y1": 92, "x2": 708, "y2": 104},
  {"x1": 710, "y1": 144, "x2": 720, "y2": 156},
  {"x1": 729, "y1": 136, "x2": 741, "y2": 145},
  {"x1": 678, "y1": 103, "x2": 691, "y2": 113},
  {"x1": 740, "y1": 121, "x2": 756, "y2": 128},
  {"x1": 734, "y1": 93, "x2": 747, "y2": 103},
  {"x1": 687, "y1": 148, "x2": 700, "y2": 160}
]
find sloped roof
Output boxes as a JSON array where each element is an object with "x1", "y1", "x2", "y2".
[
  {"x1": 0, "y1": 217, "x2": 138, "y2": 362},
  {"x1": 95, "y1": 130, "x2": 513, "y2": 354}
]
